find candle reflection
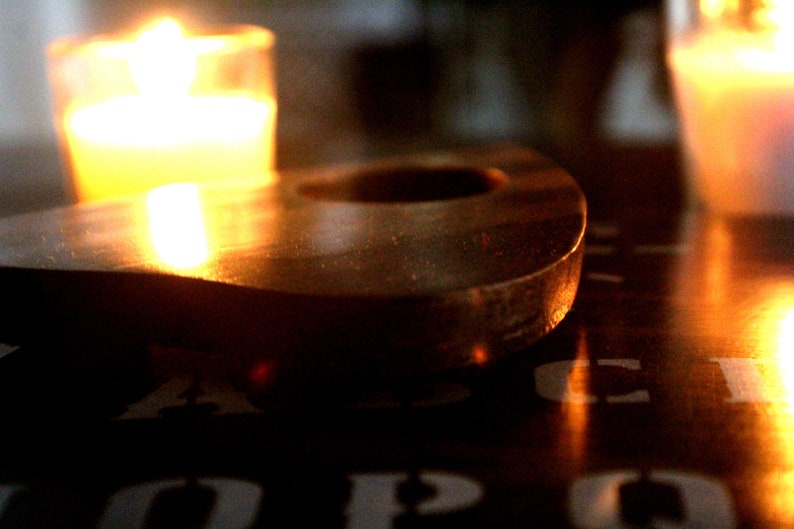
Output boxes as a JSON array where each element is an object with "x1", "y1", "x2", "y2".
[
  {"x1": 701, "y1": 216, "x2": 732, "y2": 308},
  {"x1": 780, "y1": 309, "x2": 794, "y2": 363},
  {"x1": 756, "y1": 285, "x2": 794, "y2": 523},
  {"x1": 146, "y1": 183, "x2": 209, "y2": 269},
  {"x1": 672, "y1": 215, "x2": 794, "y2": 522},
  {"x1": 769, "y1": 292, "x2": 794, "y2": 409},
  {"x1": 560, "y1": 326, "x2": 591, "y2": 468}
]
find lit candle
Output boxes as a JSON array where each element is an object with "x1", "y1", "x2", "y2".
[
  {"x1": 668, "y1": 0, "x2": 794, "y2": 215},
  {"x1": 49, "y1": 19, "x2": 276, "y2": 202}
]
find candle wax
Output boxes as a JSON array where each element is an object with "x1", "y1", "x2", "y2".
[{"x1": 64, "y1": 95, "x2": 276, "y2": 202}]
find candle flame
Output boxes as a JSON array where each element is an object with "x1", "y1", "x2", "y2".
[
  {"x1": 699, "y1": 0, "x2": 740, "y2": 21},
  {"x1": 97, "y1": 18, "x2": 224, "y2": 97},
  {"x1": 699, "y1": 0, "x2": 794, "y2": 47},
  {"x1": 690, "y1": 0, "x2": 794, "y2": 69},
  {"x1": 754, "y1": 0, "x2": 794, "y2": 27},
  {"x1": 764, "y1": 0, "x2": 794, "y2": 49},
  {"x1": 131, "y1": 18, "x2": 195, "y2": 97}
]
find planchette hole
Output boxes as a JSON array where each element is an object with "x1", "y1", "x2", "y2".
[{"x1": 297, "y1": 166, "x2": 507, "y2": 203}]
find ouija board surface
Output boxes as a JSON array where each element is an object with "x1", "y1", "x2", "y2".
[{"x1": 0, "y1": 148, "x2": 793, "y2": 527}]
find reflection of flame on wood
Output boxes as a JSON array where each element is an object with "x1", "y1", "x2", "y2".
[
  {"x1": 672, "y1": 215, "x2": 794, "y2": 522},
  {"x1": 675, "y1": 216, "x2": 794, "y2": 399},
  {"x1": 771, "y1": 302, "x2": 794, "y2": 408},
  {"x1": 561, "y1": 326, "x2": 590, "y2": 467},
  {"x1": 146, "y1": 183, "x2": 209, "y2": 269}
]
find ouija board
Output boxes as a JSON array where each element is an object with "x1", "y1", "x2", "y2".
[{"x1": 0, "y1": 146, "x2": 793, "y2": 527}]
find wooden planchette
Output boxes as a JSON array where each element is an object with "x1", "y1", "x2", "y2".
[{"x1": 0, "y1": 146, "x2": 586, "y2": 382}]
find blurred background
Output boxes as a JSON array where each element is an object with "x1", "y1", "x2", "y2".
[{"x1": 0, "y1": 0, "x2": 682, "y2": 219}]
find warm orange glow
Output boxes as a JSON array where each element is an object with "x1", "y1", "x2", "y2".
[
  {"x1": 131, "y1": 19, "x2": 196, "y2": 96},
  {"x1": 66, "y1": 95, "x2": 274, "y2": 201},
  {"x1": 60, "y1": 19, "x2": 276, "y2": 202},
  {"x1": 672, "y1": 218, "x2": 794, "y2": 520},
  {"x1": 561, "y1": 327, "x2": 591, "y2": 467},
  {"x1": 699, "y1": 0, "x2": 738, "y2": 20},
  {"x1": 702, "y1": 217, "x2": 732, "y2": 307},
  {"x1": 756, "y1": 1, "x2": 794, "y2": 48},
  {"x1": 471, "y1": 344, "x2": 490, "y2": 366},
  {"x1": 146, "y1": 183, "x2": 209, "y2": 269},
  {"x1": 699, "y1": 0, "x2": 794, "y2": 42},
  {"x1": 755, "y1": 285, "x2": 794, "y2": 522},
  {"x1": 668, "y1": 1, "x2": 794, "y2": 214},
  {"x1": 780, "y1": 309, "x2": 794, "y2": 357},
  {"x1": 769, "y1": 290, "x2": 794, "y2": 410},
  {"x1": 133, "y1": 19, "x2": 192, "y2": 96},
  {"x1": 99, "y1": 18, "x2": 223, "y2": 96}
]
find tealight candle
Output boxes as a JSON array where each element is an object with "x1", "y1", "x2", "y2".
[
  {"x1": 667, "y1": 0, "x2": 794, "y2": 215},
  {"x1": 48, "y1": 19, "x2": 276, "y2": 202}
]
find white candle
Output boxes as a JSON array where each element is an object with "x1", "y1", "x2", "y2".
[
  {"x1": 668, "y1": 7, "x2": 794, "y2": 215},
  {"x1": 51, "y1": 19, "x2": 276, "y2": 202}
]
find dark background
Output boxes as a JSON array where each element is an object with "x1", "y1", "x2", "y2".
[{"x1": 0, "y1": 0, "x2": 681, "y2": 219}]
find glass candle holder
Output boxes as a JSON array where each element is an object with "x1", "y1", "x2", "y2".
[
  {"x1": 47, "y1": 19, "x2": 277, "y2": 203},
  {"x1": 666, "y1": 0, "x2": 794, "y2": 216}
]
